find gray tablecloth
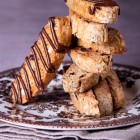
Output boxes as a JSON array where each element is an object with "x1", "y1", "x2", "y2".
[
  {"x1": 0, "y1": 121, "x2": 139, "y2": 140},
  {"x1": 0, "y1": 0, "x2": 140, "y2": 139}
]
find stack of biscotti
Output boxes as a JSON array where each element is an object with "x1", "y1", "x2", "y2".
[{"x1": 63, "y1": 0, "x2": 126, "y2": 117}]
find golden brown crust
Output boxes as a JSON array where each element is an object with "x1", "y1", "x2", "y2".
[
  {"x1": 69, "y1": 46, "x2": 112, "y2": 74},
  {"x1": 93, "y1": 80, "x2": 113, "y2": 116},
  {"x1": 62, "y1": 63, "x2": 106, "y2": 93},
  {"x1": 65, "y1": 0, "x2": 120, "y2": 23},
  {"x1": 77, "y1": 27, "x2": 126, "y2": 54},
  {"x1": 106, "y1": 70, "x2": 125, "y2": 109},
  {"x1": 70, "y1": 10, "x2": 108, "y2": 43},
  {"x1": 69, "y1": 90, "x2": 100, "y2": 117},
  {"x1": 10, "y1": 17, "x2": 72, "y2": 104}
]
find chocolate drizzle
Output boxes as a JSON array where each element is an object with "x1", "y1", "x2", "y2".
[
  {"x1": 10, "y1": 83, "x2": 17, "y2": 102},
  {"x1": 10, "y1": 17, "x2": 68, "y2": 104},
  {"x1": 18, "y1": 73, "x2": 30, "y2": 101},
  {"x1": 22, "y1": 66, "x2": 32, "y2": 100},
  {"x1": 85, "y1": 0, "x2": 120, "y2": 15}
]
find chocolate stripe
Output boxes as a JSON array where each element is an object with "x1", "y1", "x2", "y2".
[
  {"x1": 18, "y1": 73, "x2": 30, "y2": 101},
  {"x1": 31, "y1": 46, "x2": 43, "y2": 91},
  {"x1": 22, "y1": 66, "x2": 32, "y2": 100},
  {"x1": 85, "y1": 0, "x2": 120, "y2": 15},
  {"x1": 39, "y1": 33, "x2": 55, "y2": 73}
]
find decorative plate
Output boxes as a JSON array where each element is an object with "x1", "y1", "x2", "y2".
[{"x1": 0, "y1": 62, "x2": 140, "y2": 130}]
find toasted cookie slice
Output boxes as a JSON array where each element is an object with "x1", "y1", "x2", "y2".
[
  {"x1": 69, "y1": 90, "x2": 100, "y2": 117},
  {"x1": 65, "y1": 0, "x2": 120, "y2": 23},
  {"x1": 106, "y1": 70, "x2": 125, "y2": 109},
  {"x1": 69, "y1": 46, "x2": 112, "y2": 73},
  {"x1": 93, "y1": 80, "x2": 113, "y2": 116},
  {"x1": 62, "y1": 63, "x2": 106, "y2": 93},
  {"x1": 10, "y1": 17, "x2": 72, "y2": 104},
  {"x1": 77, "y1": 27, "x2": 126, "y2": 54},
  {"x1": 70, "y1": 10, "x2": 108, "y2": 43}
]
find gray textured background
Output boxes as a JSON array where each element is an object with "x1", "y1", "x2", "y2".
[{"x1": 0, "y1": 0, "x2": 140, "y2": 72}]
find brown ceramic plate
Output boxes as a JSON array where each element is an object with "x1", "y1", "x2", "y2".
[{"x1": 0, "y1": 62, "x2": 140, "y2": 130}]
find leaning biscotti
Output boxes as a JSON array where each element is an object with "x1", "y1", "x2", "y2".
[
  {"x1": 106, "y1": 70, "x2": 125, "y2": 109},
  {"x1": 70, "y1": 10, "x2": 108, "y2": 43},
  {"x1": 65, "y1": 0, "x2": 120, "y2": 23},
  {"x1": 77, "y1": 27, "x2": 126, "y2": 54},
  {"x1": 93, "y1": 80, "x2": 113, "y2": 116},
  {"x1": 62, "y1": 64, "x2": 107, "y2": 93},
  {"x1": 10, "y1": 17, "x2": 72, "y2": 104},
  {"x1": 69, "y1": 46, "x2": 112, "y2": 73},
  {"x1": 69, "y1": 90, "x2": 100, "y2": 117}
]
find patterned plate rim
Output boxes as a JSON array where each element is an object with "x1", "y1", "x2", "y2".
[
  {"x1": 0, "y1": 63, "x2": 140, "y2": 130},
  {"x1": 0, "y1": 113, "x2": 140, "y2": 131}
]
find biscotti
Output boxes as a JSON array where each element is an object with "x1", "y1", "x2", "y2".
[
  {"x1": 69, "y1": 90, "x2": 100, "y2": 117},
  {"x1": 65, "y1": 0, "x2": 120, "y2": 23},
  {"x1": 106, "y1": 70, "x2": 125, "y2": 109},
  {"x1": 69, "y1": 79, "x2": 114, "y2": 116},
  {"x1": 10, "y1": 17, "x2": 72, "y2": 104},
  {"x1": 70, "y1": 10, "x2": 108, "y2": 43},
  {"x1": 69, "y1": 46, "x2": 112, "y2": 73},
  {"x1": 62, "y1": 63, "x2": 106, "y2": 93},
  {"x1": 77, "y1": 27, "x2": 126, "y2": 54},
  {"x1": 93, "y1": 80, "x2": 113, "y2": 116}
]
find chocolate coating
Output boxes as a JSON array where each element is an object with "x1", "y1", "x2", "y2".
[{"x1": 85, "y1": 0, "x2": 120, "y2": 15}]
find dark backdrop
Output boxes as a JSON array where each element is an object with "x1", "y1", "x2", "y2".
[{"x1": 0, "y1": 0, "x2": 140, "y2": 71}]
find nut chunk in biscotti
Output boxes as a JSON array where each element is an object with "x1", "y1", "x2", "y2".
[
  {"x1": 65, "y1": 0, "x2": 120, "y2": 23},
  {"x1": 106, "y1": 70, "x2": 125, "y2": 109},
  {"x1": 93, "y1": 80, "x2": 113, "y2": 116},
  {"x1": 10, "y1": 17, "x2": 72, "y2": 104},
  {"x1": 62, "y1": 63, "x2": 106, "y2": 93},
  {"x1": 69, "y1": 90, "x2": 100, "y2": 117},
  {"x1": 69, "y1": 46, "x2": 112, "y2": 74}
]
